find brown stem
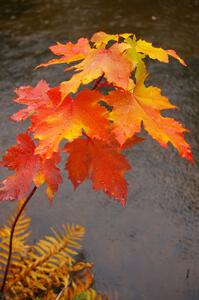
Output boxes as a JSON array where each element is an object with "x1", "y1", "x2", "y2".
[
  {"x1": 0, "y1": 186, "x2": 37, "y2": 294},
  {"x1": 92, "y1": 73, "x2": 105, "y2": 90}
]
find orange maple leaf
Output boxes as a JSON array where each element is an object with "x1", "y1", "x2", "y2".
[
  {"x1": 105, "y1": 72, "x2": 192, "y2": 161},
  {"x1": 37, "y1": 37, "x2": 91, "y2": 68},
  {"x1": 11, "y1": 80, "x2": 50, "y2": 122},
  {"x1": 64, "y1": 137, "x2": 131, "y2": 206},
  {"x1": 0, "y1": 134, "x2": 62, "y2": 201},
  {"x1": 30, "y1": 89, "x2": 109, "y2": 158},
  {"x1": 60, "y1": 43, "x2": 133, "y2": 97},
  {"x1": 91, "y1": 32, "x2": 120, "y2": 48}
]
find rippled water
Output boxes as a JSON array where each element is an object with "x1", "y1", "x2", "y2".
[{"x1": 0, "y1": 1, "x2": 199, "y2": 299}]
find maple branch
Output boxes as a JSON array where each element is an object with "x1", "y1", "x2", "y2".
[
  {"x1": 92, "y1": 73, "x2": 105, "y2": 90},
  {"x1": 0, "y1": 186, "x2": 37, "y2": 294}
]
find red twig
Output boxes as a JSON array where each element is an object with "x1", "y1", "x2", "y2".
[
  {"x1": 92, "y1": 73, "x2": 105, "y2": 90},
  {"x1": 0, "y1": 186, "x2": 37, "y2": 294}
]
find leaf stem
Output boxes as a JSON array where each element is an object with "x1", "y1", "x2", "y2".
[
  {"x1": 92, "y1": 73, "x2": 105, "y2": 90},
  {"x1": 0, "y1": 186, "x2": 37, "y2": 294}
]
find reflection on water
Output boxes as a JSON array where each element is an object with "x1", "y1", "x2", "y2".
[{"x1": 0, "y1": 1, "x2": 199, "y2": 299}]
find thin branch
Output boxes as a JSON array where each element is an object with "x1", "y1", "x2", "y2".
[
  {"x1": 0, "y1": 186, "x2": 38, "y2": 293},
  {"x1": 55, "y1": 280, "x2": 71, "y2": 300}
]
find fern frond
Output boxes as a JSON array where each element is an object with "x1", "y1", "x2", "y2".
[
  {"x1": 72, "y1": 289, "x2": 110, "y2": 300},
  {"x1": 0, "y1": 202, "x2": 31, "y2": 281},
  {"x1": 1, "y1": 208, "x2": 108, "y2": 300},
  {"x1": 6, "y1": 224, "x2": 85, "y2": 297},
  {"x1": 60, "y1": 266, "x2": 94, "y2": 300}
]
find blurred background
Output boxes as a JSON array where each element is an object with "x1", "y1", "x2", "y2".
[{"x1": 0, "y1": 0, "x2": 199, "y2": 299}]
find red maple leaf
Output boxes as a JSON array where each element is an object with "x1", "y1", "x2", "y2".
[
  {"x1": 64, "y1": 137, "x2": 131, "y2": 206},
  {"x1": 11, "y1": 80, "x2": 50, "y2": 122},
  {"x1": 0, "y1": 134, "x2": 62, "y2": 202}
]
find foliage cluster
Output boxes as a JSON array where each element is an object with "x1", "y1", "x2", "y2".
[{"x1": 0, "y1": 31, "x2": 192, "y2": 206}]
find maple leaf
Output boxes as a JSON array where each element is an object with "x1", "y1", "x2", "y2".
[
  {"x1": 105, "y1": 71, "x2": 192, "y2": 161},
  {"x1": 0, "y1": 134, "x2": 62, "y2": 202},
  {"x1": 34, "y1": 152, "x2": 62, "y2": 201},
  {"x1": 37, "y1": 38, "x2": 91, "y2": 68},
  {"x1": 11, "y1": 80, "x2": 50, "y2": 122},
  {"x1": 64, "y1": 137, "x2": 131, "y2": 206},
  {"x1": 91, "y1": 31, "x2": 133, "y2": 48},
  {"x1": 30, "y1": 89, "x2": 109, "y2": 158},
  {"x1": 60, "y1": 43, "x2": 133, "y2": 97},
  {"x1": 135, "y1": 39, "x2": 186, "y2": 65},
  {"x1": 166, "y1": 49, "x2": 187, "y2": 66},
  {"x1": 124, "y1": 36, "x2": 146, "y2": 81},
  {"x1": 106, "y1": 132, "x2": 144, "y2": 150},
  {"x1": 0, "y1": 134, "x2": 41, "y2": 201},
  {"x1": 91, "y1": 32, "x2": 120, "y2": 48},
  {"x1": 121, "y1": 135, "x2": 144, "y2": 150}
]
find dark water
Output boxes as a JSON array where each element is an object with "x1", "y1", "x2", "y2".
[{"x1": 0, "y1": 1, "x2": 199, "y2": 299}]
